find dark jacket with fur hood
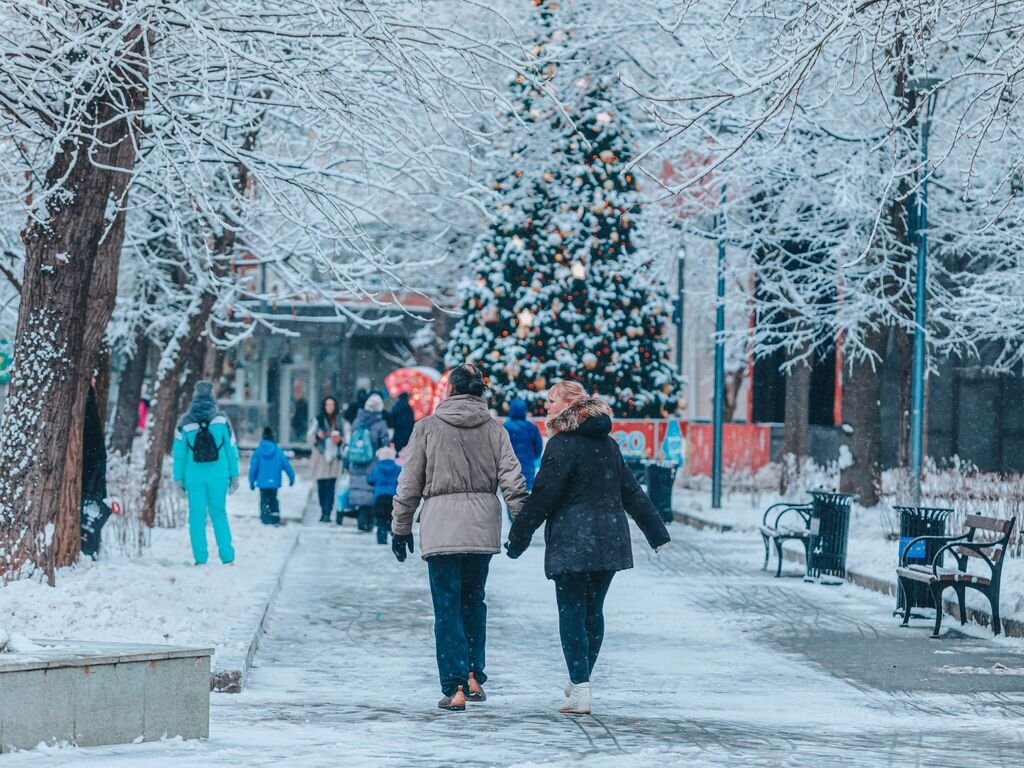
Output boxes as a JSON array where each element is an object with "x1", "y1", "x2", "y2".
[{"x1": 507, "y1": 397, "x2": 670, "y2": 579}]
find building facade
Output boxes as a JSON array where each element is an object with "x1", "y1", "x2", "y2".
[{"x1": 215, "y1": 299, "x2": 434, "y2": 449}]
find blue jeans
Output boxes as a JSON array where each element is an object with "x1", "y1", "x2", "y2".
[
  {"x1": 316, "y1": 478, "x2": 336, "y2": 519},
  {"x1": 427, "y1": 554, "x2": 492, "y2": 696},
  {"x1": 554, "y1": 571, "x2": 615, "y2": 684}
]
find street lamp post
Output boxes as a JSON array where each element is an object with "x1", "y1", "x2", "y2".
[
  {"x1": 676, "y1": 249, "x2": 685, "y2": 377},
  {"x1": 712, "y1": 183, "x2": 727, "y2": 509},
  {"x1": 908, "y1": 77, "x2": 940, "y2": 508}
]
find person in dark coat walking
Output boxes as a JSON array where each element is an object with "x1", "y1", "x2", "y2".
[
  {"x1": 505, "y1": 381, "x2": 670, "y2": 716},
  {"x1": 391, "y1": 392, "x2": 416, "y2": 454},
  {"x1": 345, "y1": 394, "x2": 391, "y2": 531},
  {"x1": 80, "y1": 384, "x2": 110, "y2": 559},
  {"x1": 502, "y1": 398, "x2": 543, "y2": 490},
  {"x1": 343, "y1": 388, "x2": 369, "y2": 425}
]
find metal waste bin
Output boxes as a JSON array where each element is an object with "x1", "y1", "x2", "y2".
[
  {"x1": 894, "y1": 506, "x2": 951, "y2": 615},
  {"x1": 806, "y1": 490, "x2": 856, "y2": 581},
  {"x1": 624, "y1": 457, "x2": 647, "y2": 486},
  {"x1": 644, "y1": 461, "x2": 676, "y2": 524}
]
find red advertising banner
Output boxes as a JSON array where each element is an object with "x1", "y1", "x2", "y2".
[
  {"x1": 610, "y1": 420, "x2": 659, "y2": 458},
  {"x1": 685, "y1": 423, "x2": 771, "y2": 476},
  {"x1": 511, "y1": 417, "x2": 769, "y2": 476}
]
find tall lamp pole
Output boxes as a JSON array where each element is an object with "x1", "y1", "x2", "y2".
[
  {"x1": 712, "y1": 183, "x2": 727, "y2": 509},
  {"x1": 908, "y1": 77, "x2": 940, "y2": 508},
  {"x1": 676, "y1": 248, "x2": 685, "y2": 377}
]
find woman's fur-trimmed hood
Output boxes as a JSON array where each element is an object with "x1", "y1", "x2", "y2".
[{"x1": 546, "y1": 396, "x2": 614, "y2": 436}]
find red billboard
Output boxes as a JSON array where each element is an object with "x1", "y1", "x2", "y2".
[{"x1": 511, "y1": 417, "x2": 770, "y2": 477}]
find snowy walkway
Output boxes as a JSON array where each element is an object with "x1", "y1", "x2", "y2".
[{"x1": 9, "y1": 518, "x2": 1024, "y2": 766}]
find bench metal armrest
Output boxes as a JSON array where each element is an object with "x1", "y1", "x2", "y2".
[
  {"x1": 934, "y1": 540, "x2": 997, "y2": 576},
  {"x1": 899, "y1": 534, "x2": 967, "y2": 567},
  {"x1": 762, "y1": 502, "x2": 812, "y2": 531}
]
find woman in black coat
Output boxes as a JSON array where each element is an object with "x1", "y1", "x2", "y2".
[
  {"x1": 80, "y1": 384, "x2": 110, "y2": 559},
  {"x1": 505, "y1": 381, "x2": 670, "y2": 715}
]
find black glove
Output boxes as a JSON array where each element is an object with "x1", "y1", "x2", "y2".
[
  {"x1": 504, "y1": 540, "x2": 525, "y2": 559},
  {"x1": 392, "y1": 533, "x2": 414, "y2": 562}
]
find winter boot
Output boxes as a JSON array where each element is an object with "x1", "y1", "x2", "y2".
[
  {"x1": 559, "y1": 682, "x2": 591, "y2": 715},
  {"x1": 438, "y1": 685, "x2": 467, "y2": 711},
  {"x1": 466, "y1": 672, "x2": 486, "y2": 702},
  {"x1": 319, "y1": 512, "x2": 331, "y2": 523}
]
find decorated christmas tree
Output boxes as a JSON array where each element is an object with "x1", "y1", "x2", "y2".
[{"x1": 444, "y1": 2, "x2": 680, "y2": 417}]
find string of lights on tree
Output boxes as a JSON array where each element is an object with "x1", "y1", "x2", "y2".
[{"x1": 445, "y1": 0, "x2": 681, "y2": 417}]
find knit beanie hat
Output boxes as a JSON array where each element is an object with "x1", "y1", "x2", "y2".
[
  {"x1": 193, "y1": 381, "x2": 215, "y2": 400},
  {"x1": 365, "y1": 394, "x2": 384, "y2": 412},
  {"x1": 376, "y1": 445, "x2": 397, "y2": 461}
]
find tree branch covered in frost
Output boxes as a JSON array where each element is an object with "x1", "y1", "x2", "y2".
[
  {"x1": 611, "y1": 0, "x2": 1024, "y2": 369},
  {"x1": 1, "y1": 0, "x2": 547, "y2": 361}
]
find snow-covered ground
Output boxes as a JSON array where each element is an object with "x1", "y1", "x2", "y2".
[
  {"x1": 0, "y1": 461, "x2": 311, "y2": 660},
  {"x1": 3, "y1": 511, "x2": 1024, "y2": 765},
  {"x1": 673, "y1": 483, "x2": 1024, "y2": 622}
]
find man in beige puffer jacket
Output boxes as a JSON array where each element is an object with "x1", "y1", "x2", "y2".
[{"x1": 392, "y1": 364, "x2": 528, "y2": 711}]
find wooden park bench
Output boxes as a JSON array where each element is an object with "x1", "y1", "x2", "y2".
[
  {"x1": 896, "y1": 514, "x2": 1016, "y2": 638},
  {"x1": 759, "y1": 501, "x2": 813, "y2": 577}
]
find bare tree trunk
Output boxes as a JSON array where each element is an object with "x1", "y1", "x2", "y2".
[
  {"x1": 170, "y1": 339, "x2": 208, "y2": 454},
  {"x1": 110, "y1": 328, "x2": 151, "y2": 457},
  {"x1": 94, "y1": 344, "x2": 113, "y2": 427},
  {"x1": 840, "y1": 328, "x2": 887, "y2": 507},
  {"x1": 202, "y1": 339, "x2": 223, "y2": 383},
  {"x1": 137, "y1": 117, "x2": 261, "y2": 528},
  {"x1": 0, "y1": 21, "x2": 149, "y2": 582},
  {"x1": 54, "y1": 203, "x2": 132, "y2": 568},
  {"x1": 780, "y1": 348, "x2": 812, "y2": 496}
]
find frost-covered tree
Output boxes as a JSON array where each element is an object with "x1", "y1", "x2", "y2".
[
  {"x1": 0, "y1": 0, "x2": 531, "y2": 582},
  {"x1": 618, "y1": 0, "x2": 1024, "y2": 502},
  {"x1": 445, "y1": 1, "x2": 680, "y2": 417}
]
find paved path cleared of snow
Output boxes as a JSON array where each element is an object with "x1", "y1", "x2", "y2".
[{"x1": 7, "y1": 517, "x2": 1024, "y2": 766}]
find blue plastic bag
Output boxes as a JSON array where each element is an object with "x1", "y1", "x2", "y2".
[{"x1": 336, "y1": 474, "x2": 350, "y2": 511}]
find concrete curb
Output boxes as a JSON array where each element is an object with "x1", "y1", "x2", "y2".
[
  {"x1": 674, "y1": 509, "x2": 1024, "y2": 640},
  {"x1": 673, "y1": 510, "x2": 733, "y2": 533},
  {"x1": 210, "y1": 490, "x2": 311, "y2": 693}
]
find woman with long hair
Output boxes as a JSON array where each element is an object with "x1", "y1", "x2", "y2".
[
  {"x1": 505, "y1": 381, "x2": 670, "y2": 715},
  {"x1": 308, "y1": 396, "x2": 344, "y2": 523}
]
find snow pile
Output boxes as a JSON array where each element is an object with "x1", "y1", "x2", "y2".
[
  {"x1": 0, "y1": 467, "x2": 310, "y2": 657},
  {"x1": 0, "y1": 627, "x2": 45, "y2": 655}
]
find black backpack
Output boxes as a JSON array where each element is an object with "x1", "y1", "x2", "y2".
[{"x1": 191, "y1": 420, "x2": 224, "y2": 463}]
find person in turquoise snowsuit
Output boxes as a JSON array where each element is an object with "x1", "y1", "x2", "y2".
[{"x1": 173, "y1": 381, "x2": 240, "y2": 565}]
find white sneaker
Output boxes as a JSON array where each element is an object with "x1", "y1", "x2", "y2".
[{"x1": 560, "y1": 682, "x2": 592, "y2": 715}]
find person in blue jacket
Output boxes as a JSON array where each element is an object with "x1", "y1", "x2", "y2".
[
  {"x1": 503, "y1": 398, "x2": 544, "y2": 490},
  {"x1": 173, "y1": 381, "x2": 241, "y2": 565},
  {"x1": 367, "y1": 445, "x2": 402, "y2": 545},
  {"x1": 248, "y1": 426, "x2": 296, "y2": 526}
]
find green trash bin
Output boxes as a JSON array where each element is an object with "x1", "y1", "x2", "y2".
[
  {"x1": 643, "y1": 461, "x2": 676, "y2": 524},
  {"x1": 894, "y1": 506, "x2": 951, "y2": 616},
  {"x1": 806, "y1": 490, "x2": 856, "y2": 581}
]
